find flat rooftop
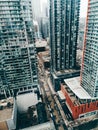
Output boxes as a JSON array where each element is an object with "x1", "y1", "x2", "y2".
[
  {"x1": 57, "y1": 91, "x2": 66, "y2": 100},
  {"x1": 35, "y1": 40, "x2": 47, "y2": 48},
  {"x1": 54, "y1": 68, "x2": 80, "y2": 76},
  {"x1": 42, "y1": 57, "x2": 50, "y2": 62},
  {"x1": 38, "y1": 51, "x2": 50, "y2": 62},
  {"x1": 0, "y1": 98, "x2": 14, "y2": 122},
  {"x1": 38, "y1": 51, "x2": 50, "y2": 56},
  {"x1": 64, "y1": 77, "x2": 91, "y2": 99},
  {"x1": 17, "y1": 91, "x2": 41, "y2": 113}
]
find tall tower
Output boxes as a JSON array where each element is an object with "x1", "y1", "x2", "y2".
[
  {"x1": 81, "y1": 0, "x2": 98, "y2": 97},
  {"x1": 50, "y1": 0, "x2": 80, "y2": 71},
  {"x1": 50, "y1": 0, "x2": 80, "y2": 90},
  {"x1": 0, "y1": 0, "x2": 38, "y2": 95}
]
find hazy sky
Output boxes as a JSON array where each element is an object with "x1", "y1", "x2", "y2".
[
  {"x1": 41, "y1": 0, "x2": 88, "y2": 18},
  {"x1": 80, "y1": 0, "x2": 88, "y2": 17}
]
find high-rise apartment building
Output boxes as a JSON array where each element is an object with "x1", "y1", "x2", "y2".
[
  {"x1": 81, "y1": 0, "x2": 98, "y2": 97},
  {"x1": 0, "y1": 0, "x2": 38, "y2": 95},
  {"x1": 60, "y1": 1, "x2": 98, "y2": 120},
  {"x1": 50, "y1": 0, "x2": 80, "y2": 90},
  {"x1": 50, "y1": 0, "x2": 80, "y2": 71}
]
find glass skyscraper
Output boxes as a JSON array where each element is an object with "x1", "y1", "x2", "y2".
[
  {"x1": 50, "y1": 0, "x2": 80, "y2": 71},
  {"x1": 0, "y1": 0, "x2": 38, "y2": 95},
  {"x1": 81, "y1": 0, "x2": 98, "y2": 97}
]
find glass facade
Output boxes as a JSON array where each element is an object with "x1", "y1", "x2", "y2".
[
  {"x1": 0, "y1": 0, "x2": 38, "y2": 94},
  {"x1": 81, "y1": 0, "x2": 98, "y2": 97},
  {"x1": 50, "y1": 0, "x2": 80, "y2": 71}
]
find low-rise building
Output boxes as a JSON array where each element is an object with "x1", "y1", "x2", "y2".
[
  {"x1": 35, "y1": 40, "x2": 48, "y2": 53},
  {"x1": 57, "y1": 90, "x2": 66, "y2": 103},
  {"x1": 16, "y1": 90, "x2": 41, "y2": 113},
  {"x1": 51, "y1": 69, "x2": 80, "y2": 91},
  {"x1": 38, "y1": 51, "x2": 50, "y2": 69},
  {"x1": 0, "y1": 97, "x2": 17, "y2": 130},
  {"x1": 61, "y1": 77, "x2": 98, "y2": 119}
]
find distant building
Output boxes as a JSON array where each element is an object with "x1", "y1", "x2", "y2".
[
  {"x1": 78, "y1": 30, "x2": 84, "y2": 49},
  {"x1": 0, "y1": 0, "x2": 38, "y2": 96},
  {"x1": 41, "y1": 1, "x2": 49, "y2": 39},
  {"x1": 81, "y1": 0, "x2": 98, "y2": 97},
  {"x1": 49, "y1": 0, "x2": 80, "y2": 90},
  {"x1": 31, "y1": 0, "x2": 42, "y2": 39},
  {"x1": 35, "y1": 40, "x2": 48, "y2": 52},
  {"x1": 41, "y1": 1, "x2": 49, "y2": 18},
  {"x1": 33, "y1": 20, "x2": 40, "y2": 39},
  {"x1": 41, "y1": 17, "x2": 49, "y2": 39},
  {"x1": 31, "y1": 0, "x2": 41, "y2": 21},
  {"x1": 78, "y1": 17, "x2": 86, "y2": 50},
  {"x1": 38, "y1": 51, "x2": 50, "y2": 69}
]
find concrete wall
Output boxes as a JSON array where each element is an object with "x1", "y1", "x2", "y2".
[{"x1": 7, "y1": 99, "x2": 17, "y2": 130}]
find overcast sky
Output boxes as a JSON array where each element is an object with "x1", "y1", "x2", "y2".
[
  {"x1": 41, "y1": 0, "x2": 88, "y2": 18},
  {"x1": 80, "y1": 0, "x2": 88, "y2": 17}
]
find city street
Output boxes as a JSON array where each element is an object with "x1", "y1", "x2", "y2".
[{"x1": 38, "y1": 55, "x2": 66, "y2": 130}]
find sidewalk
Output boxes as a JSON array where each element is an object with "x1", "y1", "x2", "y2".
[
  {"x1": 47, "y1": 78, "x2": 56, "y2": 95},
  {"x1": 47, "y1": 77, "x2": 69, "y2": 127}
]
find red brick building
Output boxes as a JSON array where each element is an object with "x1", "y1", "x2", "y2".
[{"x1": 61, "y1": 77, "x2": 98, "y2": 119}]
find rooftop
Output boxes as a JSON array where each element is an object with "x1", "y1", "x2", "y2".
[
  {"x1": 0, "y1": 97, "x2": 14, "y2": 122},
  {"x1": 17, "y1": 91, "x2": 41, "y2": 113},
  {"x1": 38, "y1": 51, "x2": 50, "y2": 56},
  {"x1": 38, "y1": 51, "x2": 50, "y2": 62},
  {"x1": 54, "y1": 68, "x2": 80, "y2": 76},
  {"x1": 64, "y1": 77, "x2": 91, "y2": 99},
  {"x1": 35, "y1": 40, "x2": 47, "y2": 48},
  {"x1": 57, "y1": 91, "x2": 66, "y2": 101}
]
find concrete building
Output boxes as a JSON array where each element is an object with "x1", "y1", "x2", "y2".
[
  {"x1": 35, "y1": 40, "x2": 48, "y2": 53},
  {"x1": 81, "y1": 0, "x2": 98, "y2": 97},
  {"x1": 32, "y1": 0, "x2": 49, "y2": 39},
  {"x1": 16, "y1": 90, "x2": 52, "y2": 129},
  {"x1": 31, "y1": 0, "x2": 42, "y2": 39},
  {"x1": 16, "y1": 90, "x2": 41, "y2": 113},
  {"x1": 0, "y1": 0, "x2": 38, "y2": 96},
  {"x1": 78, "y1": 17, "x2": 86, "y2": 50},
  {"x1": 0, "y1": 98, "x2": 17, "y2": 130},
  {"x1": 41, "y1": 1, "x2": 49, "y2": 39},
  {"x1": 49, "y1": 0, "x2": 80, "y2": 90},
  {"x1": 40, "y1": 17, "x2": 49, "y2": 39},
  {"x1": 58, "y1": 0, "x2": 98, "y2": 123},
  {"x1": 61, "y1": 77, "x2": 98, "y2": 119},
  {"x1": 41, "y1": 1, "x2": 49, "y2": 18},
  {"x1": 50, "y1": 0, "x2": 80, "y2": 71},
  {"x1": 38, "y1": 51, "x2": 50, "y2": 69},
  {"x1": 33, "y1": 20, "x2": 40, "y2": 39}
]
